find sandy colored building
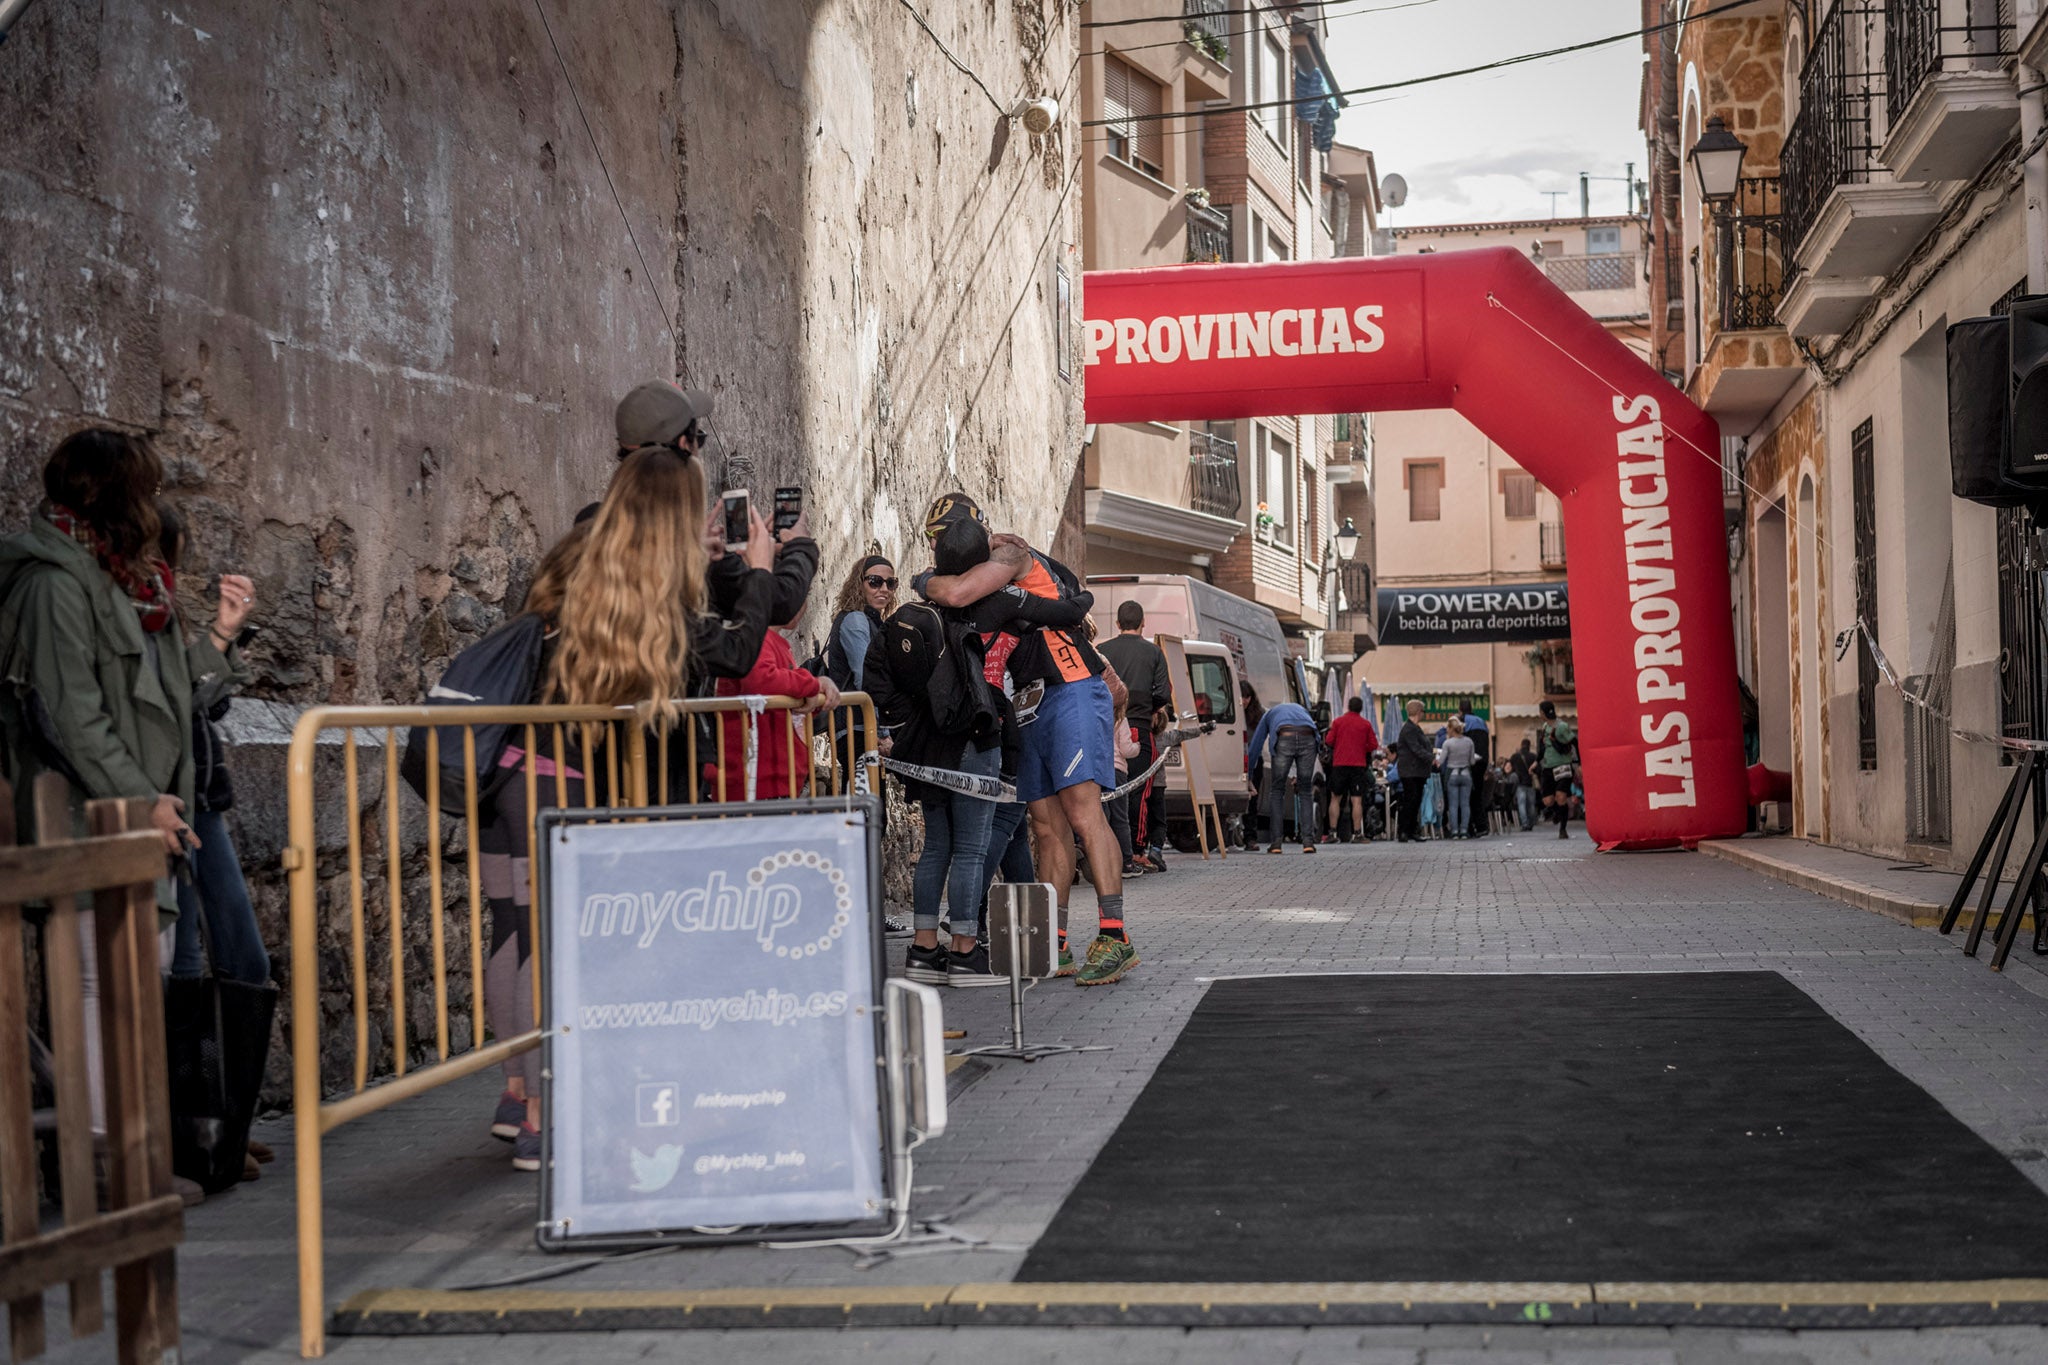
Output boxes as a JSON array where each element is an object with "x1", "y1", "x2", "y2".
[
  {"x1": 1359, "y1": 214, "x2": 1653, "y2": 746},
  {"x1": 1078, "y1": 0, "x2": 1380, "y2": 697},
  {"x1": 1646, "y1": 0, "x2": 2044, "y2": 864}
]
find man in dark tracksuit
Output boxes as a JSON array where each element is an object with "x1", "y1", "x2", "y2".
[
  {"x1": 1394, "y1": 699, "x2": 1435, "y2": 843},
  {"x1": 1096, "y1": 601, "x2": 1172, "y2": 872}
]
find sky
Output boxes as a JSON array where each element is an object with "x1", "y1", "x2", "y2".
[{"x1": 1319, "y1": 0, "x2": 1652, "y2": 227}]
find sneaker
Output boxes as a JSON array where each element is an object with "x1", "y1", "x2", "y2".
[
  {"x1": 884, "y1": 915, "x2": 912, "y2": 936},
  {"x1": 1302, "y1": 843, "x2": 1317, "y2": 854},
  {"x1": 1268, "y1": 843, "x2": 1284, "y2": 854},
  {"x1": 947, "y1": 941, "x2": 1004, "y2": 988},
  {"x1": 1056, "y1": 942, "x2": 1077, "y2": 977},
  {"x1": 1120, "y1": 858, "x2": 1147, "y2": 878},
  {"x1": 512, "y1": 1123, "x2": 542, "y2": 1173},
  {"x1": 1143, "y1": 847, "x2": 1169, "y2": 873},
  {"x1": 905, "y1": 942, "x2": 950, "y2": 985},
  {"x1": 1075, "y1": 934, "x2": 1138, "y2": 987},
  {"x1": 491, "y1": 1090, "x2": 525, "y2": 1142}
]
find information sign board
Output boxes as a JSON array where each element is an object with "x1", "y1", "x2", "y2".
[{"x1": 538, "y1": 799, "x2": 888, "y2": 1247}]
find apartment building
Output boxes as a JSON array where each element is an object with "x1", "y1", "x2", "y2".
[
  {"x1": 1358, "y1": 214, "x2": 1655, "y2": 743},
  {"x1": 1643, "y1": 0, "x2": 2045, "y2": 863},
  {"x1": 1078, "y1": 0, "x2": 1381, "y2": 699}
]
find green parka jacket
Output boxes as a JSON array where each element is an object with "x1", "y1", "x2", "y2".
[{"x1": 0, "y1": 514, "x2": 247, "y2": 919}]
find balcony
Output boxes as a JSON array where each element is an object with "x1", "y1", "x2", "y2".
[
  {"x1": 1331, "y1": 560, "x2": 1377, "y2": 655},
  {"x1": 1781, "y1": 3, "x2": 1941, "y2": 286},
  {"x1": 1881, "y1": 0, "x2": 2018, "y2": 183},
  {"x1": 1184, "y1": 0, "x2": 1230, "y2": 65},
  {"x1": 1185, "y1": 200, "x2": 1231, "y2": 264},
  {"x1": 1539, "y1": 520, "x2": 1567, "y2": 570},
  {"x1": 1189, "y1": 427, "x2": 1242, "y2": 519},
  {"x1": 1694, "y1": 178, "x2": 1806, "y2": 422},
  {"x1": 1544, "y1": 254, "x2": 1633, "y2": 292},
  {"x1": 1535, "y1": 641, "x2": 1576, "y2": 698}
]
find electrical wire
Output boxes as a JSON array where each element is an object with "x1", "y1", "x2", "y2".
[
  {"x1": 530, "y1": 0, "x2": 676, "y2": 343},
  {"x1": 1083, "y1": 0, "x2": 1770, "y2": 128},
  {"x1": 1085, "y1": 0, "x2": 1440, "y2": 60},
  {"x1": 893, "y1": 0, "x2": 1011, "y2": 115},
  {"x1": 1086, "y1": 0, "x2": 1437, "y2": 28}
]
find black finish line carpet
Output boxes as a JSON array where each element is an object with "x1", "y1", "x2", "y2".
[{"x1": 1016, "y1": 972, "x2": 2048, "y2": 1285}]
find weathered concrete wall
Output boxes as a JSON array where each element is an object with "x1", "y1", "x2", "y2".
[{"x1": 1, "y1": 0, "x2": 1083, "y2": 1097}]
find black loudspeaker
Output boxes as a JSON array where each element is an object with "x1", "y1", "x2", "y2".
[
  {"x1": 1947, "y1": 315, "x2": 2021, "y2": 506},
  {"x1": 2011, "y1": 294, "x2": 2048, "y2": 486}
]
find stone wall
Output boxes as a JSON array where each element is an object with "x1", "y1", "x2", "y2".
[{"x1": 1, "y1": 0, "x2": 1084, "y2": 1100}]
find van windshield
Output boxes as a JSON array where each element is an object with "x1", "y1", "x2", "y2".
[{"x1": 1187, "y1": 657, "x2": 1236, "y2": 725}]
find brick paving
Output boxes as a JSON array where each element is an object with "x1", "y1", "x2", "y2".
[{"x1": 50, "y1": 827, "x2": 2048, "y2": 1363}]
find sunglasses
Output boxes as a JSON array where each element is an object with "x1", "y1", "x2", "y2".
[{"x1": 864, "y1": 575, "x2": 898, "y2": 590}]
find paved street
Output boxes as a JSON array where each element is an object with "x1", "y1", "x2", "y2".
[{"x1": 59, "y1": 829, "x2": 2048, "y2": 1364}]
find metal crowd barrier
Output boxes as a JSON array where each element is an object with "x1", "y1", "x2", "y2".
[{"x1": 284, "y1": 694, "x2": 879, "y2": 1357}]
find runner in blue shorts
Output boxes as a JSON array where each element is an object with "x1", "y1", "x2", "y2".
[{"x1": 920, "y1": 492, "x2": 1136, "y2": 987}]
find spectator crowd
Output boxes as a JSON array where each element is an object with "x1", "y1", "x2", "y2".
[{"x1": 0, "y1": 381, "x2": 1585, "y2": 1188}]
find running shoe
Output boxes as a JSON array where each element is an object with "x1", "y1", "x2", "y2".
[
  {"x1": 884, "y1": 915, "x2": 912, "y2": 936},
  {"x1": 1302, "y1": 843, "x2": 1317, "y2": 854},
  {"x1": 947, "y1": 941, "x2": 1003, "y2": 988},
  {"x1": 512, "y1": 1123, "x2": 542, "y2": 1173},
  {"x1": 906, "y1": 942, "x2": 950, "y2": 985},
  {"x1": 1075, "y1": 934, "x2": 1138, "y2": 987},
  {"x1": 1120, "y1": 858, "x2": 1148, "y2": 878},
  {"x1": 1056, "y1": 941, "x2": 1077, "y2": 977},
  {"x1": 1268, "y1": 843, "x2": 1284, "y2": 854},
  {"x1": 491, "y1": 1090, "x2": 525, "y2": 1142}
]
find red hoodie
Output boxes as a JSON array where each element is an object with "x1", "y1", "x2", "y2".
[{"x1": 713, "y1": 630, "x2": 820, "y2": 801}]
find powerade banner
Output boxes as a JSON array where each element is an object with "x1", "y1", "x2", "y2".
[
  {"x1": 1376, "y1": 582, "x2": 1570, "y2": 646},
  {"x1": 539, "y1": 804, "x2": 887, "y2": 1244}
]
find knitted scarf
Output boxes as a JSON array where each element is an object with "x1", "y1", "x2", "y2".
[{"x1": 44, "y1": 503, "x2": 177, "y2": 634}]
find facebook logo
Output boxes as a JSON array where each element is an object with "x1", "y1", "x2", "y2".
[{"x1": 636, "y1": 1083, "x2": 680, "y2": 1127}]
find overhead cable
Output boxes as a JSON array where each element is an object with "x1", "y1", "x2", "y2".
[
  {"x1": 1082, "y1": 0, "x2": 1768, "y2": 128},
  {"x1": 1085, "y1": 0, "x2": 1436, "y2": 28},
  {"x1": 894, "y1": 0, "x2": 1011, "y2": 115},
  {"x1": 531, "y1": 0, "x2": 676, "y2": 341}
]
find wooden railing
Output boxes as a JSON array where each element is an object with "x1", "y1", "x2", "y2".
[{"x1": 0, "y1": 774, "x2": 181, "y2": 1363}]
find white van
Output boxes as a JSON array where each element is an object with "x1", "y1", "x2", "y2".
[{"x1": 1088, "y1": 575, "x2": 1310, "y2": 851}]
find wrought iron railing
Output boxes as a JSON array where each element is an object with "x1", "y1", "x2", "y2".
[
  {"x1": 1539, "y1": 520, "x2": 1566, "y2": 569},
  {"x1": 1336, "y1": 560, "x2": 1373, "y2": 625},
  {"x1": 1186, "y1": 200, "x2": 1231, "y2": 264},
  {"x1": 1189, "y1": 426, "x2": 1242, "y2": 519},
  {"x1": 1543, "y1": 253, "x2": 1634, "y2": 292},
  {"x1": 1720, "y1": 176, "x2": 1786, "y2": 331},
  {"x1": 1886, "y1": 0, "x2": 2012, "y2": 128},
  {"x1": 1782, "y1": 5, "x2": 1885, "y2": 255}
]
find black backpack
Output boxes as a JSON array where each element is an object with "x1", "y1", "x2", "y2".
[
  {"x1": 400, "y1": 612, "x2": 547, "y2": 806},
  {"x1": 890, "y1": 603, "x2": 1002, "y2": 742}
]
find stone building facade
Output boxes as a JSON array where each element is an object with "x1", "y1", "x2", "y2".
[{"x1": 1, "y1": 0, "x2": 1084, "y2": 1090}]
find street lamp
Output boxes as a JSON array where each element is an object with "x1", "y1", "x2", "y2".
[
  {"x1": 1333, "y1": 517, "x2": 1360, "y2": 563},
  {"x1": 1688, "y1": 115, "x2": 1747, "y2": 204},
  {"x1": 1688, "y1": 116, "x2": 1748, "y2": 333}
]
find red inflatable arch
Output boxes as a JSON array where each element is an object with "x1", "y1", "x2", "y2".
[{"x1": 1082, "y1": 247, "x2": 1745, "y2": 849}]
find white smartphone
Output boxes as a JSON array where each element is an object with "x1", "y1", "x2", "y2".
[{"x1": 721, "y1": 488, "x2": 751, "y2": 550}]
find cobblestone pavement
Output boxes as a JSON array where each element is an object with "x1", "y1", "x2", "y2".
[{"x1": 53, "y1": 828, "x2": 2048, "y2": 1363}]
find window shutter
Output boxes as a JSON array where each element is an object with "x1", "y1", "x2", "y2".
[
  {"x1": 1104, "y1": 55, "x2": 1162, "y2": 174},
  {"x1": 1409, "y1": 461, "x2": 1443, "y2": 521},
  {"x1": 1104, "y1": 56, "x2": 1134, "y2": 160}
]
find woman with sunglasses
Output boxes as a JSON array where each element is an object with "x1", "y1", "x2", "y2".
[{"x1": 826, "y1": 555, "x2": 897, "y2": 695}]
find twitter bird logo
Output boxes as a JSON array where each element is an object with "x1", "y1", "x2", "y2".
[{"x1": 629, "y1": 1144, "x2": 685, "y2": 1192}]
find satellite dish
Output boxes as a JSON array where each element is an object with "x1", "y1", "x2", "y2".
[{"x1": 1380, "y1": 173, "x2": 1408, "y2": 208}]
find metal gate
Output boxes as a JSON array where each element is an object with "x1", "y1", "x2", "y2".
[
  {"x1": 1905, "y1": 559, "x2": 1953, "y2": 843},
  {"x1": 1996, "y1": 506, "x2": 2046, "y2": 759}
]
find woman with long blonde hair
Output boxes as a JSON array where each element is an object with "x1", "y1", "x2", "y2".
[
  {"x1": 549, "y1": 448, "x2": 773, "y2": 717},
  {"x1": 480, "y1": 449, "x2": 775, "y2": 1171}
]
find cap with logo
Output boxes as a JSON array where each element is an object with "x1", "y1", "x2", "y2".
[
  {"x1": 923, "y1": 491, "x2": 986, "y2": 543},
  {"x1": 615, "y1": 381, "x2": 714, "y2": 452}
]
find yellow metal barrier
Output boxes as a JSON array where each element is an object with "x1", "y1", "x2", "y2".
[{"x1": 285, "y1": 694, "x2": 880, "y2": 1357}]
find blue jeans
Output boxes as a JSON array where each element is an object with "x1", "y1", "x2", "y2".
[
  {"x1": 913, "y1": 745, "x2": 998, "y2": 938},
  {"x1": 980, "y1": 798, "x2": 1034, "y2": 906},
  {"x1": 1264, "y1": 732, "x2": 1319, "y2": 845},
  {"x1": 171, "y1": 809, "x2": 271, "y2": 983},
  {"x1": 1446, "y1": 768, "x2": 1474, "y2": 836},
  {"x1": 1516, "y1": 782, "x2": 1537, "y2": 830}
]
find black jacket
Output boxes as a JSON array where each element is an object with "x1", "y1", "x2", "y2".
[
  {"x1": 1395, "y1": 720, "x2": 1435, "y2": 781},
  {"x1": 709, "y1": 537, "x2": 817, "y2": 629},
  {"x1": 866, "y1": 601, "x2": 971, "y2": 804}
]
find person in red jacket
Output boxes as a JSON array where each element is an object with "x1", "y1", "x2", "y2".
[
  {"x1": 714, "y1": 617, "x2": 841, "y2": 801},
  {"x1": 1323, "y1": 696, "x2": 1381, "y2": 843}
]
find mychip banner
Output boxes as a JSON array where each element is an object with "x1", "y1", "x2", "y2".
[
  {"x1": 538, "y1": 800, "x2": 888, "y2": 1247},
  {"x1": 1375, "y1": 582, "x2": 1570, "y2": 646}
]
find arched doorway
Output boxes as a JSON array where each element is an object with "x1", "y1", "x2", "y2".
[{"x1": 1083, "y1": 249, "x2": 1746, "y2": 849}]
